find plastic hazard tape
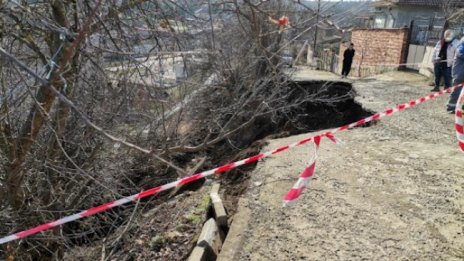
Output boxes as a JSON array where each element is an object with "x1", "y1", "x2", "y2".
[
  {"x1": 282, "y1": 83, "x2": 464, "y2": 206},
  {"x1": 0, "y1": 137, "x2": 316, "y2": 245},
  {"x1": 282, "y1": 133, "x2": 342, "y2": 207},
  {"x1": 283, "y1": 136, "x2": 321, "y2": 207},
  {"x1": 356, "y1": 59, "x2": 450, "y2": 68},
  {"x1": 0, "y1": 83, "x2": 463, "y2": 245},
  {"x1": 456, "y1": 87, "x2": 464, "y2": 151}
]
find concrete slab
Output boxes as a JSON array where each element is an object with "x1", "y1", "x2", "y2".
[
  {"x1": 217, "y1": 197, "x2": 251, "y2": 261},
  {"x1": 187, "y1": 246, "x2": 215, "y2": 261},
  {"x1": 197, "y1": 218, "x2": 222, "y2": 256},
  {"x1": 210, "y1": 184, "x2": 228, "y2": 228}
]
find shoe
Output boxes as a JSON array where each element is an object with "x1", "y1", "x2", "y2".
[
  {"x1": 431, "y1": 88, "x2": 439, "y2": 92},
  {"x1": 447, "y1": 110, "x2": 455, "y2": 114}
]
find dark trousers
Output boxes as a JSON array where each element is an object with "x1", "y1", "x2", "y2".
[
  {"x1": 434, "y1": 63, "x2": 452, "y2": 89},
  {"x1": 448, "y1": 78, "x2": 464, "y2": 110},
  {"x1": 341, "y1": 61, "x2": 352, "y2": 76}
]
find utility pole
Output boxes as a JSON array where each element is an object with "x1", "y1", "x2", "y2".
[{"x1": 312, "y1": 0, "x2": 321, "y2": 56}]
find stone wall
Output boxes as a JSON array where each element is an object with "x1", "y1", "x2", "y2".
[{"x1": 338, "y1": 28, "x2": 410, "y2": 77}]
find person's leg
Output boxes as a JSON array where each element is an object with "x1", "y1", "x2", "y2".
[
  {"x1": 341, "y1": 62, "x2": 347, "y2": 77},
  {"x1": 444, "y1": 66, "x2": 452, "y2": 89},
  {"x1": 345, "y1": 62, "x2": 352, "y2": 77},
  {"x1": 447, "y1": 79, "x2": 463, "y2": 112},
  {"x1": 458, "y1": 86, "x2": 464, "y2": 114},
  {"x1": 432, "y1": 63, "x2": 441, "y2": 91}
]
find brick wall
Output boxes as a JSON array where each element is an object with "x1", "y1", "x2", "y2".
[{"x1": 339, "y1": 28, "x2": 409, "y2": 77}]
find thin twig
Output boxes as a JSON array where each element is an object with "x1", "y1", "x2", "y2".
[
  {"x1": 0, "y1": 47, "x2": 186, "y2": 175},
  {"x1": 103, "y1": 199, "x2": 140, "y2": 261}
]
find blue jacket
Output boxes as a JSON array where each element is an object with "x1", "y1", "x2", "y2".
[{"x1": 453, "y1": 41, "x2": 464, "y2": 84}]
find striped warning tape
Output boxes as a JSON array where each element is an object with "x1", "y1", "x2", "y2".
[
  {"x1": 283, "y1": 136, "x2": 321, "y2": 207},
  {"x1": 282, "y1": 133, "x2": 342, "y2": 207},
  {"x1": 456, "y1": 87, "x2": 464, "y2": 151},
  {"x1": 282, "y1": 83, "x2": 464, "y2": 206},
  {"x1": 354, "y1": 59, "x2": 450, "y2": 68},
  {"x1": 0, "y1": 83, "x2": 462, "y2": 245}
]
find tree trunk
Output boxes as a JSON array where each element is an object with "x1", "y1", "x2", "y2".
[{"x1": 4, "y1": 0, "x2": 71, "y2": 210}]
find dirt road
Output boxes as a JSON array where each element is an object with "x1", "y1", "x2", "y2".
[{"x1": 219, "y1": 70, "x2": 464, "y2": 260}]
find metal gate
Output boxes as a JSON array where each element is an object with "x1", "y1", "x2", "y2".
[
  {"x1": 407, "y1": 15, "x2": 446, "y2": 70},
  {"x1": 409, "y1": 15, "x2": 446, "y2": 46}
]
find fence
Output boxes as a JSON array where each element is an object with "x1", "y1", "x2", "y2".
[
  {"x1": 407, "y1": 16, "x2": 453, "y2": 71},
  {"x1": 317, "y1": 48, "x2": 338, "y2": 73},
  {"x1": 409, "y1": 16, "x2": 446, "y2": 46}
]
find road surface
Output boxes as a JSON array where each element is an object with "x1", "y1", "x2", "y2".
[{"x1": 219, "y1": 69, "x2": 464, "y2": 260}]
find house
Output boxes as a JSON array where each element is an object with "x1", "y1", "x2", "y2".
[
  {"x1": 372, "y1": 0, "x2": 464, "y2": 29},
  {"x1": 371, "y1": 0, "x2": 464, "y2": 76},
  {"x1": 332, "y1": 0, "x2": 464, "y2": 78}
]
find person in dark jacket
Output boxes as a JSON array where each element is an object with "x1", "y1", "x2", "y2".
[
  {"x1": 447, "y1": 38, "x2": 464, "y2": 113},
  {"x1": 341, "y1": 43, "x2": 355, "y2": 78},
  {"x1": 431, "y1": 30, "x2": 460, "y2": 92}
]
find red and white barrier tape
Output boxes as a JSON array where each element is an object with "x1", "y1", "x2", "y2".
[
  {"x1": 283, "y1": 136, "x2": 321, "y2": 207},
  {"x1": 355, "y1": 59, "x2": 449, "y2": 68},
  {"x1": 282, "y1": 134, "x2": 343, "y2": 207},
  {"x1": 282, "y1": 83, "x2": 464, "y2": 206},
  {"x1": 0, "y1": 83, "x2": 463, "y2": 245},
  {"x1": 456, "y1": 87, "x2": 464, "y2": 151}
]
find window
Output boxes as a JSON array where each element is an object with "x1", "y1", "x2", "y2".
[
  {"x1": 386, "y1": 14, "x2": 394, "y2": 28},
  {"x1": 374, "y1": 16, "x2": 386, "y2": 28}
]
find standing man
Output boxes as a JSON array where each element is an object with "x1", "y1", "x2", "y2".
[
  {"x1": 431, "y1": 29, "x2": 460, "y2": 92},
  {"x1": 447, "y1": 37, "x2": 464, "y2": 113},
  {"x1": 341, "y1": 43, "x2": 355, "y2": 78}
]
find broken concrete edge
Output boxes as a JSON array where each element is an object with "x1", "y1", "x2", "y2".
[
  {"x1": 188, "y1": 182, "x2": 229, "y2": 261},
  {"x1": 209, "y1": 183, "x2": 228, "y2": 228},
  {"x1": 188, "y1": 245, "x2": 216, "y2": 261},
  {"x1": 190, "y1": 182, "x2": 252, "y2": 261},
  {"x1": 188, "y1": 218, "x2": 223, "y2": 261},
  {"x1": 198, "y1": 218, "x2": 223, "y2": 252},
  {"x1": 217, "y1": 197, "x2": 251, "y2": 261}
]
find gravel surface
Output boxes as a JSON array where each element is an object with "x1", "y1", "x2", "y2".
[{"x1": 231, "y1": 71, "x2": 464, "y2": 260}]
